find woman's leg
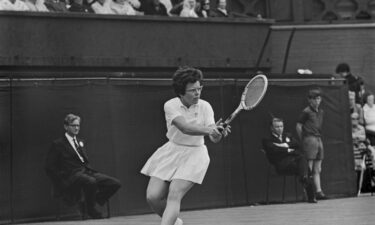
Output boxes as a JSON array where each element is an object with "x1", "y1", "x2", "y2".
[
  {"x1": 146, "y1": 177, "x2": 169, "y2": 217},
  {"x1": 161, "y1": 179, "x2": 194, "y2": 225}
]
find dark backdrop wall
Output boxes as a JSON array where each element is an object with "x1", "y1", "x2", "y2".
[
  {"x1": 270, "y1": 24, "x2": 375, "y2": 91},
  {"x1": 0, "y1": 76, "x2": 355, "y2": 223}
]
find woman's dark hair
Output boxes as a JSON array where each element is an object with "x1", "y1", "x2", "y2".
[
  {"x1": 335, "y1": 63, "x2": 350, "y2": 74},
  {"x1": 172, "y1": 66, "x2": 203, "y2": 96}
]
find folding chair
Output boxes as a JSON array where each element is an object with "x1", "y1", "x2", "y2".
[{"x1": 356, "y1": 147, "x2": 374, "y2": 196}]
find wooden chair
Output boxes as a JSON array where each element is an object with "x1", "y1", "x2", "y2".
[{"x1": 51, "y1": 184, "x2": 111, "y2": 220}]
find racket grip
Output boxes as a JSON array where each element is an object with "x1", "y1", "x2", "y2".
[{"x1": 217, "y1": 123, "x2": 227, "y2": 132}]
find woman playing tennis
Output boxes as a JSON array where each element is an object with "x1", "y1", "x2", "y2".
[{"x1": 141, "y1": 66, "x2": 230, "y2": 225}]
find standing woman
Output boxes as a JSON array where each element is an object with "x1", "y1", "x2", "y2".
[
  {"x1": 363, "y1": 92, "x2": 375, "y2": 144},
  {"x1": 141, "y1": 66, "x2": 230, "y2": 225}
]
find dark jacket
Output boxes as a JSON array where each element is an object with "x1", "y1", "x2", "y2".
[
  {"x1": 45, "y1": 135, "x2": 95, "y2": 191},
  {"x1": 262, "y1": 132, "x2": 299, "y2": 165}
]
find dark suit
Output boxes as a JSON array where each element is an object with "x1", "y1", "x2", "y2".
[
  {"x1": 262, "y1": 132, "x2": 308, "y2": 179},
  {"x1": 210, "y1": 8, "x2": 229, "y2": 17},
  {"x1": 45, "y1": 135, "x2": 121, "y2": 210}
]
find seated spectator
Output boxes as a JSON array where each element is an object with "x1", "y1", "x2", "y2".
[
  {"x1": 168, "y1": 0, "x2": 182, "y2": 16},
  {"x1": 110, "y1": 0, "x2": 140, "y2": 15},
  {"x1": 352, "y1": 112, "x2": 368, "y2": 168},
  {"x1": 210, "y1": 0, "x2": 228, "y2": 17},
  {"x1": 24, "y1": 0, "x2": 49, "y2": 11},
  {"x1": 179, "y1": 0, "x2": 197, "y2": 17},
  {"x1": 138, "y1": 0, "x2": 167, "y2": 16},
  {"x1": 349, "y1": 91, "x2": 364, "y2": 125},
  {"x1": 262, "y1": 117, "x2": 316, "y2": 203},
  {"x1": 0, "y1": 0, "x2": 29, "y2": 11},
  {"x1": 69, "y1": 0, "x2": 94, "y2": 12},
  {"x1": 159, "y1": 0, "x2": 171, "y2": 15},
  {"x1": 351, "y1": 112, "x2": 375, "y2": 192},
  {"x1": 44, "y1": 0, "x2": 69, "y2": 12},
  {"x1": 45, "y1": 114, "x2": 121, "y2": 219},
  {"x1": 363, "y1": 93, "x2": 375, "y2": 144},
  {"x1": 90, "y1": 0, "x2": 115, "y2": 14},
  {"x1": 196, "y1": 0, "x2": 210, "y2": 17}
]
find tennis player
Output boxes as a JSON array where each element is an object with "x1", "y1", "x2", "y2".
[{"x1": 141, "y1": 66, "x2": 230, "y2": 225}]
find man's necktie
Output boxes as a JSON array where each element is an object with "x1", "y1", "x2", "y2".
[{"x1": 73, "y1": 137, "x2": 85, "y2": 163}]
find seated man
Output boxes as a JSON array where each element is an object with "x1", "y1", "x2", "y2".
[
  {"x1": 262, "y1": 117, "x2": 316, "y2": 203},
  {"x1": 45, "y1": 113, "x2": 121, "y2": 219}
]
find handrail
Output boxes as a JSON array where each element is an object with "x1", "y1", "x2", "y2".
[
  {"x1": 272, "y1": 22, "x2": 375, "y2": 30},
  {"x1": 0, "y1": 11, "x2": 274, "y2": 25}
]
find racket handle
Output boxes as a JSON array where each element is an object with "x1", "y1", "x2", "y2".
[{"x1": 217, "y1": 123, "x2": 227, "y2": 132}]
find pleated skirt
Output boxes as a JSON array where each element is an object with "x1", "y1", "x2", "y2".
[{"x1": 140, "y1": 141, "x2": 210, "y2": 184}]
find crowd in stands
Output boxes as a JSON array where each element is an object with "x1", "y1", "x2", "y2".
[
  {"x1": 0, "y1": 0, "x2": 245, "y2": 18},
  {"x1": 337, "y1": 62, "x2": 375, "y2": 193}
]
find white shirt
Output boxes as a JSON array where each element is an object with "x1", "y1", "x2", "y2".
[
  {"x1": 110, "y1": 0, "x2": 137, "y2": 15},
  {"x1": 65, "y1": 133, "x2": 85, "y2": 163},
  {"x1": 364, "y1": 103, "x2": 375, "y2": 132},
  {"x1": 91, "y1": 0, "x2": 115, "y2": 14},
  {"x1": 164, "y1": 97, "x2": 215, "y2": 146},
  {"x1": 180, "y1": 7, "x2": 197, "y2": 18},
  {"x1": 0, "y1": 0, "x2": 29, "y2": 11},
  {"x1": 25, "y1": 0, "x2": 49, "y2": 11}
]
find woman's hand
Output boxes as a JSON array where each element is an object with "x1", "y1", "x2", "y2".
[{"x1": 216, "y1": 118, "x2": 231, "y2": 137}]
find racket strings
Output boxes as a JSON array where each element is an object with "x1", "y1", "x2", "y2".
[{"x1": 243, "y1": 78, "x2": 266, "y2": 108}]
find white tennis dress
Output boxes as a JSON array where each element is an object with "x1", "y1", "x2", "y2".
[{"x1": 141, "y1": 97, "x2": 215, "y2": 184}]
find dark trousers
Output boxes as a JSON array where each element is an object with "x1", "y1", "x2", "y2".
[
  {"x1": 71, "y1": 168, "x2": 121, "y2": 209},
  {"x1": 274, "y1": 153, "x2": 309, "y2": 182}
]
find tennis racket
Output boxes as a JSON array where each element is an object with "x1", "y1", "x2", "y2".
[{"x1": 221, "y1": 74, "x2": 268, "y2": 128}]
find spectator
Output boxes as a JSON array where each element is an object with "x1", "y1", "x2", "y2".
[
  {"x1": 296, "y1": 88, "x2": 328, "y2": 200},
  {"x1": 24, "y1": 0, "x2": 49, "y2": 11},
  {"x1": 68, "y1": 0, "x2": 94, "y2": 12},
  {"x1": 262, "y1": 117, "x2": 316, "y2": 203},
  {"x1": 349, "y1": 91, "x2": 364, "y2": 125},
  {"x1": 363, "y1": 92, "x2": 375, "y2": 144},
  {"x1": 168, "y1": 0, "x2": 182, "y2": 16},
  {"x1": 44, "y1": 0, "x2": 69, "y2": 12},
  {"x1": 45, "y1": 114, "x2": 121, "y2": 219},
  {"x1": 352, "y1": 112, "x2": 367, "y2": 168},
  {"x1": 196, "y1": 0, "x2": 210, "y2": 17},
  {"x1": 179, "y1": 0, "x2": 197, "y2": 17},
  {"x1": 159, "y1": 0, "x2": 171, "y2": 15},
  {"x1": 110, "y1": 0, "x2": 140, "y2": 15},
  {"x1": 336, "y1": 62, "x2": 364, "y2": 104},
  {"x1": 138, "y1": 0, "x2": 168, "y2": 16},
  {"x1": 0, "y1": 0, "x2": 29, "y2": 11},
  {"x1": 91, "y1": 0, "x2": 115, "y2": 14},
  {"x1": 210, "y1": 0, "x2": 228, "y2": 17},
  {"x1": 351, "y1": 112, "x2": 375, "y2": 192}
]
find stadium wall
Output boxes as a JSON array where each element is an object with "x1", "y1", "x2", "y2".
[
  {"x1": 270, "y1": 23, "x2": 375, "y2": 90},
  {"x1": 0, "y1": 77, "x2": 354, "y2": 223}
]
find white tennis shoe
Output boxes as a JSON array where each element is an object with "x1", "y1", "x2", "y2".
[{"x1": 174, "y1": 218, "x2": 183, "y2": 225}]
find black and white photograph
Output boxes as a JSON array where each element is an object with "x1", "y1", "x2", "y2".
[{"x1": 0, "y1": 0, "x2": 375, "y2": 224}]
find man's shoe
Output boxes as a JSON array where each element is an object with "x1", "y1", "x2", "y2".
[
  {"x1": 316, "y1": 191, "x2": 328, "y2": 200},
  {"x1": 174, "y1": 218, "x2": 183, "y2": 225},
  {"x1": 87, "y1": 207, "x2": 103, "y2": 219},
  {"x1": 303, "y1": 179, "x2": 317, "y2": 203},
  {"x1": 308, "y1": 198, "x2": 318, "y2": 203}
]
